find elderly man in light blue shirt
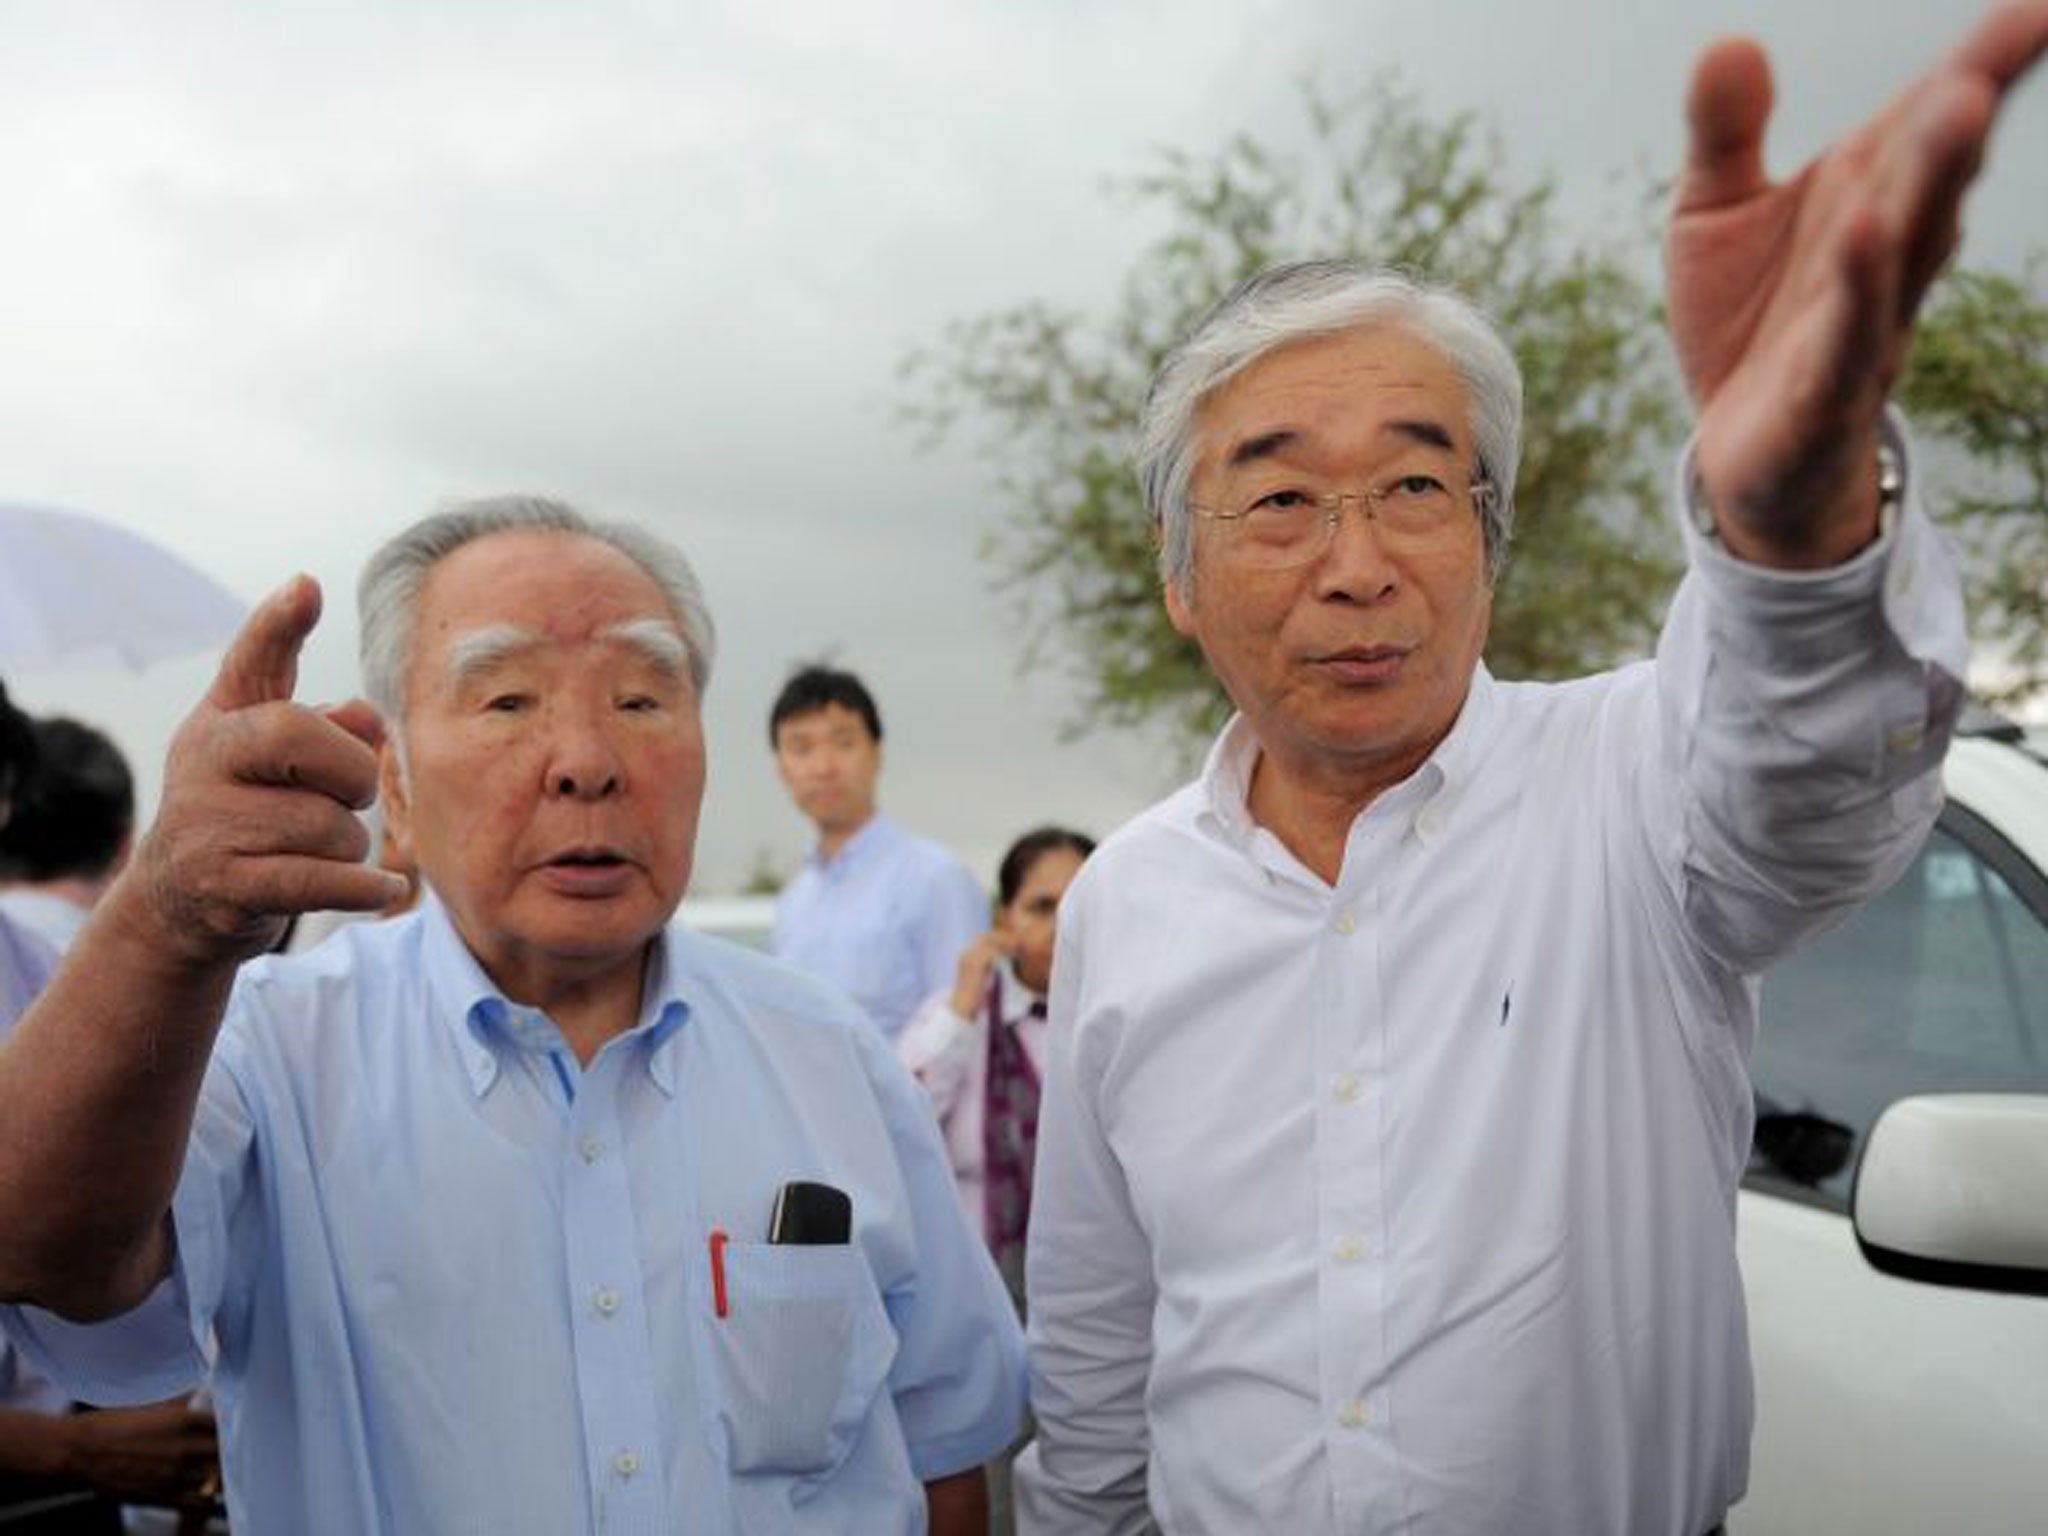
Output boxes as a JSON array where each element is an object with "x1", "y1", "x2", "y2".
[{"x1": 0, "y1": 499, "x2": 1024, "y2": 1535}]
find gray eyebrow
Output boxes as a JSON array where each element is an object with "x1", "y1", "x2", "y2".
[
  {"x1": 1222, "y1": 417, "x2": 1457, "y2": 471},
  {"x1": 601, "y1": 619, "x2": 689, "y2": 680},
  {"x1": 443, "y1": 620, "x2": 690, "y2": 690},
  {"x1": 445, "y1": 625, "x2": 543, "y2": 689}
]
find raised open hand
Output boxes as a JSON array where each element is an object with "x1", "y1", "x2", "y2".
[
  {"x1": 1666, "y1": 2, "x2": 2048, "y2": 565},
  {"x1": 135, "y1": 574, "x2": 411, "y2": 966}
]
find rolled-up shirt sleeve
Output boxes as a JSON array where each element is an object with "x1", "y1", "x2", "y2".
[
  {"x1": 1655, "y1": 410, "x2": 1967, "y2": 977},
  {"x1": 1, "y1": 1042, "x2": 256, "y2": 1406}
]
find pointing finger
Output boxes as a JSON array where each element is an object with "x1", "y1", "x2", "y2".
[
  {"x1": 1677, "y1": 37, "x2": 1775, "y2": 212},
  {"x1": 206, "y1": 575, "x2": 321, "y2": 714}
]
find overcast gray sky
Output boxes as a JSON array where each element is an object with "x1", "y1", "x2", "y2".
[{"x1": 2, "y1": 0, "x2": 2041, "y2": 893}]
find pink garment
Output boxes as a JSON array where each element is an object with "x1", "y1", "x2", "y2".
[{"x1": 895, "y1": 961, "x2": 1050, "y2": 1242}]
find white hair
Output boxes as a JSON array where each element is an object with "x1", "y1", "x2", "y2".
[
  {"x1": 357, "y1": 496, "x2": 717, "y2": 734},
  {"x1": 1140, "y1": 261, "x2": 1524, "y2": 592}
]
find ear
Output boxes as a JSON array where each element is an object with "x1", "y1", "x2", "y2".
[
  {"x1": 378, "y1": 741, "x2": 413, "y2": 857},
  {"x1": 1164, "y1": 575, "x2": 1199, "y2": 639}
]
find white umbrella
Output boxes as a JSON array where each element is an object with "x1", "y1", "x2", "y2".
[{"x1": 0, "y1": 502, "x2": 247, "y2": 672}]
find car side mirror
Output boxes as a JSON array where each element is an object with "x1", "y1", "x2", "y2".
[{"x1": 1853, "y1": 1094, "x2": 2048, "y2": 1296}]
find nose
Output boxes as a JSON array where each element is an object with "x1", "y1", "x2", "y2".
[
  {"x1": 544, "y1": 711, "x2": 625, "y2": 801},
  {"x1": 1313, "y1": 496, "x2": 1400, "y2": 605}
]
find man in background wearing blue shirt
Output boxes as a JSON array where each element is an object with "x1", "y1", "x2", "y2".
[
  {"x1": 770, "y1": 666, "x2": 988, "y2": 1038},
  {"x1": 0, "y1": 500, "x2": 1024, "y2": 1536}
]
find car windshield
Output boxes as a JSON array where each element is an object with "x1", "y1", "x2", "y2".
[{"x1": 1750, "y1": 813, "x2": 2048, "y2": 1208}]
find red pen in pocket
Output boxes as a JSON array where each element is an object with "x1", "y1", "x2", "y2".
[{"x1": 708, "y1": 1228, "x2": 730, "y2": 1319}]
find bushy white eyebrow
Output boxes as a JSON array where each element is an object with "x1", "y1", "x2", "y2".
[
  {"x1": 602, "y1": 619, "x2": 689, "y2": 681},
  {"x1": 442, "y1": 618, "x2": 690, "y2": 692},
  {"x1": 445, "y1": 625, "x2": 543, "y2": 690},
  {"x1": 440, "y1": 622, "x2": 688, "y2": 700}
]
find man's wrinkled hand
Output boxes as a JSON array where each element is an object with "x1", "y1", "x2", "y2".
[
  {"x1": 1665, "y1": 1, "x2": 2048, "y2": 564},
  {"x1": 133, "y1": 574, "x2": 412, "y2": 967}
]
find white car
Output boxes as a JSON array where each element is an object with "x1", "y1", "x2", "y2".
[
  {"x1": 1738, "y1": 720, "x2": 2048, "y2": 1534},
  {"x1": 676, "y1": 893, "x2": 777, "y2": 952}
]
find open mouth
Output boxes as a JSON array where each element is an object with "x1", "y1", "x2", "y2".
[{"x1": 548, "y1": 848, "x2": 627, "y2": 869}]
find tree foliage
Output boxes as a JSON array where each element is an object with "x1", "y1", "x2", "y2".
[
  {"x1": 905, "y1": 80, "x2": 2048, "y2": 749},
  {"x1": 1899, "y1": 261, "x2": 2048, "y2": 707}
]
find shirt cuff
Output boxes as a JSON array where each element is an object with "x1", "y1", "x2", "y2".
[{"x1": 1671, "y1": 407, "x2": 1970, "y2": 686}]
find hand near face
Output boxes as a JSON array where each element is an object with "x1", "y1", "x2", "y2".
[
  {"x1": 948, "y1": 929, "x2": 1017, "y2": 1021},
  {"x1": 1666, "y1": 2, "x2": 2048, "y2": 565},
  {"x1": 135, "y1": 575, "x2": 410, "y2": 966}
]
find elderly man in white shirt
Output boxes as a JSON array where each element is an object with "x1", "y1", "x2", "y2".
[{"x1": 1017, "y1": 10, "x2": 2048, "y2": 1536}]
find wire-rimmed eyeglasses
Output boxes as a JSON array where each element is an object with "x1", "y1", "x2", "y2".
[{"x1": 1189, "y1": 474, "x2": 1498, "y2": 571}]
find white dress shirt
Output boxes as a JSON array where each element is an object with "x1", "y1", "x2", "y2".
[
  {"x1": 1018, "y1": 435, "x2": 1967, "y2": 1536},
  {"x1": 897, "y1": 961, "x2": 1052, "y2": 1240}
]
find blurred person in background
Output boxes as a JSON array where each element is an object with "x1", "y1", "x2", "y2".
[
  {"x1": 769, "y1": 664, "x2": 987, "y2": 1038},
  {"x1": 0, "y1": 717, "x2": 136, "y2": 955},
  {"x1": 0, "y1": 690, "x2": 217, "y2": 1534},
  {"x1": 897, "y1": 827, "x2": 1094, "y2": 1304}
]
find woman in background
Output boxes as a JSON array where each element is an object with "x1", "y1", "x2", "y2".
[{"x1": 897, "y1": 825, "x2": 1094, "y2": 1305}]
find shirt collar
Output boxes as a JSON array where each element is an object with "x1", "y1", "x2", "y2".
[
  {"x1": 808, "y1": 810, "x2": 896, "y2": 876},
  {"x1": 991, "y1": 959, "x2": 1045, "y2": 1025},
  {"x1": 1195, "y1": 663, "x2": 1501, "y2": 850},
  {"x1": 418, "y1": 892, "x2": 693, "y2": 1098}
]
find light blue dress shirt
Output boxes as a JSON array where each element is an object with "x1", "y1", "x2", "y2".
[
  {"x1": 774, "y1": 814, "x2": 989, "y2": 1039},
  {"x1": 0, "y1": 908, "x2": 54, "y2": 1030},
  {"x1": 5, "y1": 895, "x2": 1025, "y2": 1535}
]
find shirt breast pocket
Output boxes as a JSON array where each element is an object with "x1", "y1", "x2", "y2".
[{"x1": 704, "y1": 1242, "x2": 898, "y2": 1477}]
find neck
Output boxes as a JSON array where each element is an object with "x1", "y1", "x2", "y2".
[
  {"x1": 1245, "y1": 737, "x2": 1438, "y2": 886},
  {"x1": 485, "y1": 945, "x2": 654, "y2": 1067},
  {"x1": 817, "y1": 808, "x2": 876, "y2": 863}
]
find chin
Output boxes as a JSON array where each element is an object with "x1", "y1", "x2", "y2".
[{"x1": 526, "y1": 900, "x2": 674, "y2": 961}]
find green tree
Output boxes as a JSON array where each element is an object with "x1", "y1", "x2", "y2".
[
  {"x1": 903, "y1": 79, "x2": 1688, "y2": 753},
  {"x1": 1899, "y1": 261, "x2": 2048, "y2": 708}
]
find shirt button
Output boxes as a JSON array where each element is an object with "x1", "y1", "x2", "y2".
[
  {"x1": 1332, "y1": 911, "x2": 1356, "y2": 935},
  {"x1": 579, "y1": 1135, "x2": 605, "y2": 1163},
  {"x1": 1333, "y1": 1236, "x2": 1366, "y2": 1264},
  {"x1": 593, "y1": 1287, "x2": 620, "y2": 1316},
  {"x1": 1337, "y1": 1399, "x2": 1370, "y2": 1430},
  {"x1": 1333, "y1": 1073, "x2": 1362, "y2": 1104},
  {"x1": 613, "y1": 1450, "x2": 640, "y2": 1478},
  {"x1": 1416, "y1": 807, "x2": 1444, "y2": 840}
]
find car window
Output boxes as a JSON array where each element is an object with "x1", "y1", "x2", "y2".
[{"x1": 1749, "y1": 813, "x2": 2048, "y2": 1210}]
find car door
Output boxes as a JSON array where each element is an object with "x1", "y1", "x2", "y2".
[{"x1": 1737, "y1": 803, "x2": 2048, "y2": 1535}]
